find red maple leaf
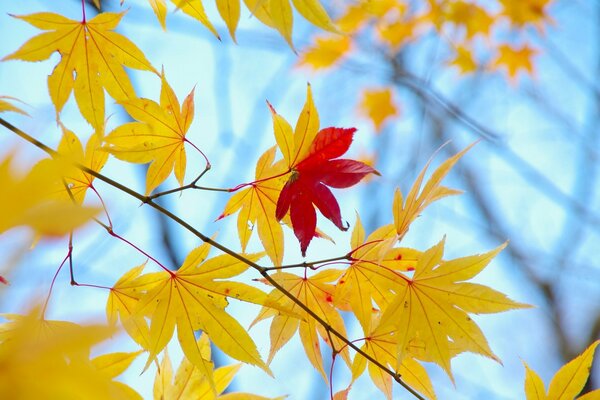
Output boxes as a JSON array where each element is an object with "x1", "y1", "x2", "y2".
[{"x1": 275, "y1": 127, "x2": 378, "y2": 255}]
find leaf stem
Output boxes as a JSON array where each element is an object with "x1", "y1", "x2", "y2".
[
  {"x1": 42, "y1": 243, "x2": 72, "y2": 318},
  {"x1": 228, "y1": 169, "x2": 291, "y2": 192},
  {"x1": 0, "y1": 117, "x2": 426, "y2": 400},
  {"x1": 90, "y1": 184, "x2": 113, "y2": 228},
  {"x1": 94, "y1": 220, "x2": 175, "y2": 276},
  {"x1": 81, "y1": 0, "x2": 86, "y2": 23}
]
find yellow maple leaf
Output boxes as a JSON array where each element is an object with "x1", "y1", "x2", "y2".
[
  {"x1": 499, "y1": 0, "x2": 554, "y2": 29},
  {"x1": 0, "y1": 155, "x2": 99, "y2": 236},
  {"x1": 104, "y1": 72, "x2": 197, "y2": 195},
  {"x1": 492, "y1": 44, "x2": 537, "y2": 82},
  {"x1": 106, "y1": 263, "x2": 151, "y2": 349},
  {"x1": 270, "y1": 83, "x2": 319, "y2": 170},
  {"x1": 146, "y1": 0, "x2": 169, "y2": 30},
  {"x1": 297, "y1": 35, "x2": 351, "y2": 70},
  {"x1": 524, "y1": 340, "x2": 599, "y2": 400},
  {"x1": 92, "y1": 351, "x2": 144, "y2": 400},
  {"x1": 2, "y1": 12, "x2": 157, "y2": 129},
  {"x1": 393, "y1": 144, "x2": 472, "y2": 241},
  {"x1": 0, "y1": 95, "x2": 28, "y2": 116},
  {"x1": 154, "y1": 337, "x2": 285, "y2": 400},
  {"x1": 219, "y1": 147, "x2": 288, "y2": 266},
  {"x1": 0, "y1": 309, "x2": 139, "y2": 400},
  {"x1": 351, "y1": 326, "x2": 436, "y2": 400},
  {"x1": 335, "y1": 215, "x2": 421, "y2": 333},
  {"x1": 56, "y1": 125, "x2": 108, "y2": 205},
  {"x1": 252, "y1": 270, "x2": 351, "y2": 381},
  {"x1": 447, "y1": 45, "x2": 479, "y2": 75},
  {"x1": 242, "y1": 0, "x2": 337, "y2": 48},
  {"x1": 377, "y1": 18, "x2": 417, "y2": 51},
  {"x1": 129, "y1": 243, "x2": 271, "y2": 383},
  {"x1": 378, "y1": 238, "x2": 530, "y2": 379},
  {"x1": 444, "y1": 1, "x2": 495, "y2": 39},
  {"x1": 359, "y1": 88, "x2": 400, "y2": 133}
]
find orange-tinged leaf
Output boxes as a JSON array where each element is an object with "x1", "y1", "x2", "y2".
[
  {"x1": 0, "y1": 95, "x2": 29, "y2": 116},
  {"x1": 448, "y1": 45, "x2": 478, "y2": 75},
  {"x1": 377, "y1": 239, "x2": 530, "y2": 379},
  {"x1": 105, "y1": 72, "x2": 197, "y2": 194},
  {"x1": 547, "y1": 340, "x2": 599, "y2": 400},
  {"x1": 492, "y1": 44, "x2": 537, "y2": 82},
  {"x1": 298, "y1": 35, "x2": 351, "y2": 70},
  {"x1": 359, "y1": 88, "x2": 399, "y2": 133},
  {"x1": 3, "y1": 12, "x2": 156, "y2": 129},
  {"x1": 444, "y1": 1, "x2": 495, "y2": 39},
  {"x1": 499, "y1": 0, "x2": 554, "y2": 28},
  {"x1": 219, "y1": 147, "x2": 287, "y2": 265}
]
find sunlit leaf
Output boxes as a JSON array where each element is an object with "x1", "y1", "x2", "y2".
[
  {"x1": 3, "y1": 11, "x2": 157, "y2": 129},
  {"x1": 104, "y1": 71, "x2": 197, "y2": 194}
]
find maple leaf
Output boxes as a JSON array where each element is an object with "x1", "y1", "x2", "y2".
[
  {"x1": 127, "y1": 243, "x2": 272, "y2": 384},
  {"x1": 104, "y1": 72, "x2": 197, "y2": 195},
  {"x1": 335, "y1": 215, "x2": 422, "y2": 333},
  {"x1": 92, "y1": 351, "x2": 144, "y2": 400},
  {"x1": 252, "y1": 270, "x2": 351, "y2": 381},
  {"x1": 359, "y1": 88, "x2": 400, "y2": 133},
  {"x1": 2, "y1": 12, "x2": 157, "y2": 129},
  {"x1": 492, "y1": 44, "x2": 537, "y2": 82},
  {"x1": 0, "y1": 309, "x2": 140, "y2": 400},
  {"x1": 444, "y1": 1, "x2": 495, "y2": 39},
  {"x1": 523, "y1": 340, "x2": 599, "y2": 400},
  {"x1": 393, "y1": 144, "x2": 473, "y2": 242},
  {"x1": 271, "y1": 85, "x2": 378, "y2": 255},
  {"x1": 499, "y1": 0, "x2": 554, "y2": 29},
  {"x1": 56, "y1": 125, "x2": 108, "y2": 205},
  {"x1": 297, "y1": 35, "x2": 351, "y2": 70},
  {"x1": 351, "y1": 325, "x2": 436, "y2": 400},
  {"x1": 242, "y1": 0, "x2": 337, "y2": 49},
  {"x1": 447, "y1": 45, "x2": 479, "y2": 75},
  {"x1": 0, "y1": 155, "x2": 99, "y2": 236},
  {"x1": 154, "y1": 336, "x2": 285, "y2": 400},
  {"x1": 219, "y1": 147, "x2": 288, "y2": 266},
  {"x1": 377, "y1": 18, "x2": 418, "y2": 51},
  {"x1": 106, "y1": 263, "x2": 151, "y2": 349},
  {"x1": 0, "y1": 95, "x2": 28, "y2": 116},
  {"x1": 377, "y1": 238, "x2": 530, "y2": 379}
]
